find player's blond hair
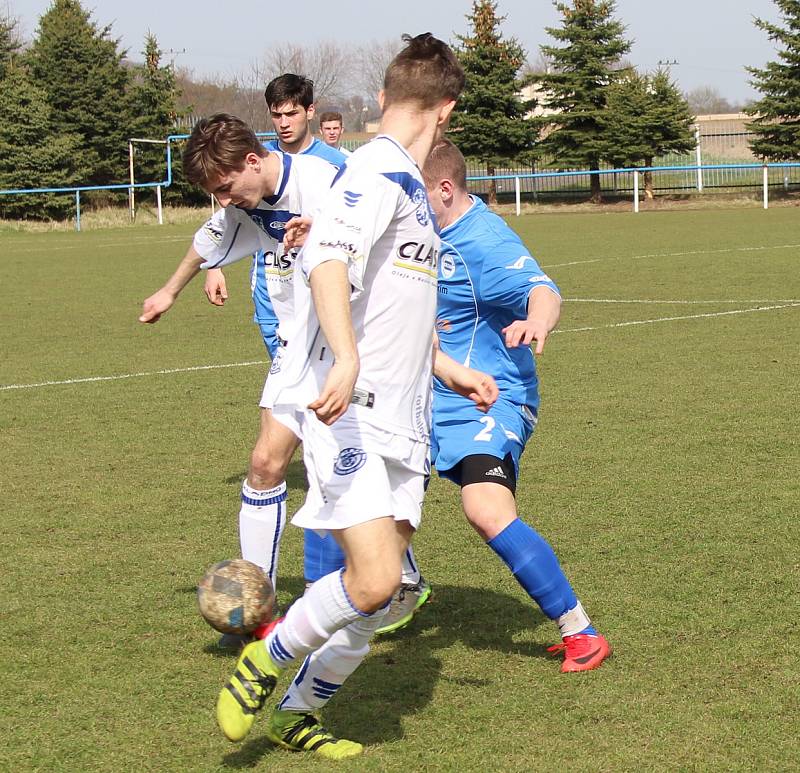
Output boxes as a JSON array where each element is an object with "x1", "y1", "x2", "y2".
[
  {"x1": 383, "y1": 33, "x2": 465, "y2": 110},
  {"x1": 423, "y1": 138, "x2": 468, "y2": 191},
  {"x1": 183, "y1": 113, "x2": 267, "y2": 186}
]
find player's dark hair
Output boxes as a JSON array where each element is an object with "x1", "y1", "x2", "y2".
[
  {"x1": 319, "y1": 111, "x2": 343, "y2": 125},
  {"x1": 264, "y1": 73, "x2": 315, "y2": 111},
  {"x1": 423, "y1": 138, "x2": 468, "y2": 191},
  {"x1": 183, "y1": 113, "x2": 266, "y2": 186},
  {"x1": 383, "y1": 33, "x2": 465, "y2": 110}
]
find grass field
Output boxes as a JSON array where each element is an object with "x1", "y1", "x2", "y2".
[{"x1": 2, "y1": 206, "x2": 798, "y2": 772}]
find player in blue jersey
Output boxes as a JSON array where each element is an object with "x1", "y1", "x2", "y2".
[{"x1": 421, "y1": 139, "x2": 611, "y2": 673}]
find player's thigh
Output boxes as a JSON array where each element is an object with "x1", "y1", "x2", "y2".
[
  {"x1": 335, "y1": 517, "x2": 409, "y2": 586},
  {"x1": 253, "y1": 407, "x2": 299, "y2": 465},
  {"x1": 461, "y1": 480, "x2": 518, "y2": 540},
  {"x1": 433, "y1": 398, "x2": 534, "y2": 481}
]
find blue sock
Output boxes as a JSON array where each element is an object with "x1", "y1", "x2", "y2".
[
  {"x1": 487, "y1": 518, "x2": 581, "y2": 621},
  {"x1": 303, "y1": 530, "x2": 346, "y2": 582}
]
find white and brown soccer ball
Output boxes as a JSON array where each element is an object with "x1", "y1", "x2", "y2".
[{"x1": 197, "y1": 559, "x2": 274, "y2": 635}]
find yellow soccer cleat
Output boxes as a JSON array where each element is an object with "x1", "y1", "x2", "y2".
[
  {"x1": 266, "y1": 709, "x2": 363, "y2": 759},
  {"x1": 216, "y1": 640, "x2": 280, "y2": 741}
]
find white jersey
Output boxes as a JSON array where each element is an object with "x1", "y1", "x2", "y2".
[
  {"x1": 271, "y1": 135, "x2": 439, "y2": 443},
  {"x1": 192, "y1": 152, "x2": 336, "y2": 343}
]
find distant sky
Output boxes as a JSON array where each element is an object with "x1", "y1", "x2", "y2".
[{"x1": 6, "y1": 0, "x2": 783, "y2": 104}]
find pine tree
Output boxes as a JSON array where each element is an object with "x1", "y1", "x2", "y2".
[
  {"x1": 0, "y1": 67, "x2": 81, "y2": 219},
  {"x1": 746, "y1": 0, "x2": 800, "y2": 161},
  {"x1": 0, "y1": 14, "x2": 22, "y2": 80},
  {"x1": 126, "y1": 34, "x2": 189, "y2": 204},
  {"x1": 535, "y1": 0, "x2": 632, "y2": 202},
  {"x1": 602, "y1": 69, "x2": 695, "y2": 198},
  {"x1": 25, "y1": 0, "x2": 132, "y2": 186},
  {"x1": 450, "y1": 0, "x2": 536, "y2": 204}
]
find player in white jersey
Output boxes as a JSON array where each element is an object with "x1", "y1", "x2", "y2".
[
  {"x1": 215, "y1": 34, "x2": 487, "y2": 758},
  {"x1": 138, "y1": 114, "x2": 336, "y2": 599}
]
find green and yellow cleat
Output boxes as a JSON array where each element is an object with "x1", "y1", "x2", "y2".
[
  {"x1": 216, "y1": 640, "x2": 280, "y2": 742},
  {"x1": 375, "y1": 577, "x2": 432, "y2": 636},
  {"x1": 266, "y1": 709, "x2": 363, "y2": 759}
]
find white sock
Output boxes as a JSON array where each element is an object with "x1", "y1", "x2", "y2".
[
  {"x1": 239, "y1": 480, "x2": 287, "y2": 591},
  {"x1": 264, "y1": 569, "x2": 367, "y2": 668},
  {"x1": 277, "y1": 604, "x2": 389, "y2": 711},
  {"x1": 557, "y1": 600, "x2": 592, "y2": 637},
  {"x1": 400, "y1": 546, "x2": 421, "y2": 585}
]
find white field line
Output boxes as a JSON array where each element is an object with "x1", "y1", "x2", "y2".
[
  {"x1": 543, "y1": 242, "x2": 800, "y2": 269},
  {"x1": 3, "y1": 302, "x2": 798, "y2": 393},
  {"x1": 554, "y1": 301, "x2": 800, "y2": 334},
  {"x1": 0, "y1": 360, "x2": 266, "y2": 392},
  {"x1": 565, "y1": 297, "x2": 800, "y2": 304}
]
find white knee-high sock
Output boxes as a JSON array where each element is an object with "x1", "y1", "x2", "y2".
[
  {"x1": 277, "y1": 604, "x2": 389, "y2": 711},
  {"x1": 264, "y1": 569, "x2": 370, "y2": 669},
  {"x1": 238, "y1": 480, "x2": 287, "y2": 591},
  {"x1": 400, "y1": 545, "x2": 421, "y2": 585}
]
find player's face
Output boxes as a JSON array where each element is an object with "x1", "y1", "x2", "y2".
[
  {"x1": 270, "y1": 100, "x2": 313, "y2": 152},
  {"x1": 320, "y1": 120, "x2": 342, "y2": 147},
  {"x1": 206, "y1": 157, "x2": 262, "y2": 209}
]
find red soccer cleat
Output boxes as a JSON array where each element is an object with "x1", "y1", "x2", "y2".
[
  {"x1": 252, "y1": 616, "x2": 285, "y2": 640},
  {"x1": 548, "y1": 633, "x2": 611, "y2": 673}
]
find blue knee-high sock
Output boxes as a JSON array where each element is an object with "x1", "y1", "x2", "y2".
[
  {"x1": 303, "y1": 530, "x2": 346, "y2": 582},
  {"x1": 487, "y1": 518, "x2": 590, "y2": 628}
]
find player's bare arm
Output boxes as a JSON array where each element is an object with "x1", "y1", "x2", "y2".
[
  {"x1": 204, "y1": 268, "x2": 228, "y2": 306},
  {"x1": 307, "y1": 259, "x2": 360, "y2": 425},
  {"x1": 139, "y1": 245, "x2": 204, "y2": 324},
  {"x1": 433, "y1": 349, "x2": 499, "y2": 413},
  {"x1": 502, "y1": 285, "x2": 562, "y2": 353}
]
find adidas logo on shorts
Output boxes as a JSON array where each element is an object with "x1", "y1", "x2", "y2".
[{"x1": 485, "y1": 466, "x2": 507, "y2": 479}]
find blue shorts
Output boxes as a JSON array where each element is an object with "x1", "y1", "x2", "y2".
[{"x1": 431, "y1": 396, "x2": 537, "y2": 483}]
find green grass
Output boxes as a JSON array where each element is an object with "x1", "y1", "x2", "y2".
[{"x1": 2, "y1": 206, "x2": 799, "y2": 771}]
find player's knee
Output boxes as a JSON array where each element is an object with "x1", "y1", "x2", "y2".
[
  {"x1": 248, "y1": 448, "x2": 286, "y2": 489},
  {"x1": 346, "y1": 567, "x2": 400, "y2": 613}
]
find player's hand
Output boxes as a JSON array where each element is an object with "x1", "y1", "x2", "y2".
[
  {"x1": 204, "y1": 268, "x2": 228, "y2": 306},
  {"x1": 139, "y1": 288, "x2": 176, "y2": 324},
  {"x1": 284, "y1": 216, "x2": 313, "y2": 249},
  {"x1": 450, "y1": 367, "x2": 499, "y2": 413},
  {"x1": 502, "y1": 319, "x2": 551, "y2": 354},
  {"x1": 308, "y1": 357, "x2": 360, "y2": 425}
]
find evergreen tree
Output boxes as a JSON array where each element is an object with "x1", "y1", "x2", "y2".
[
  {"x1": 25, "y1": 0, "x2": 132, "y2": 186},
  {"x1": 746, "y1": 0, "x2": 800, "y2": 161},
  {"x1": 535, "y1": 0, "x2": 632, "y2": 202},
  {"x1": 0, "y1": 67, "x2": 81, "y2": 219},
  {"x1": 450, "y1": 0, "x2": 535, "y2": 204},
  {"x1": 602, "y1": 69, "x2": 695, "y2": 198},
  {"x1": 0, "y1": 14, "x2": 22, "y2": 80},
  {"x1": 126, "y1": 34, "x2": 190, "y2": 205}
]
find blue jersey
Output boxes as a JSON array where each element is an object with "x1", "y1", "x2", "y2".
[
  {"x1": 253, "y1": 139, "x2": 347, "y2": 355},
  {"x1": 435, "y1": 196, "x2": 560, "y2": 412}
]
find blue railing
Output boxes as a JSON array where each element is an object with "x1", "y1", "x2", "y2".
[{"x1": 2, "y1": 142, "x2": 799, "y2": 229}]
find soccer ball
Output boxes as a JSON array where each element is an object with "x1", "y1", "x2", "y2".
[{"x1": 197, "y1": 559, "x2": 275, "y2": 635}]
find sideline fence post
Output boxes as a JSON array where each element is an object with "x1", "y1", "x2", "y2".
[
  {"x1": 514, "y1": 176, "x2": 520, "y2": 216},
  {"x1": 763, "y1": 165, "x2": 769, "y2": 209},
  {"x1": 695, "y1": 125, "x2": 703, "y2": 192},
  {"x1": 128, "y1": 140, "x2": 135, "y2": 222},
  {"x1": 75, "y1": 190, "x2": 81, "y2": 232},
  {"x1": 633, "y1": 171, "x2": 639, "y2": 213},
  {"x1": 156, "y1": 185, "x2": 163, "y2": 224}
]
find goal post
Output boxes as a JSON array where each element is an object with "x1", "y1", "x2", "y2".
[{"x1": 128, "y1": 137, "x2": 168, "y2": 223}]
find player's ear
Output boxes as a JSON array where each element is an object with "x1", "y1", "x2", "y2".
[
  {"x1": 307, "y1": 103, "x2": 316, "y2": 121},
  {"x1": 244, "y1": 152, "x2": 261, "y2": 171},
  {"x1": 437, "y1": 99, "x2": 456, "y2": 128},
  {"x1": 377, "y1": 90, "x2": 386, "y2": 111},
  {"x1": 440, "y1": 178, "x2": 455, "y2": 201}
]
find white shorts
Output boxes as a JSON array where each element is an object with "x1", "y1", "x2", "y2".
[{"x1": 271, "y1": 406, "x2": 429, "y2": 533}]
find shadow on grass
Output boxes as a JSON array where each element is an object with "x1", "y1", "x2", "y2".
[{"x1": 221, "y1": 584, "x2": 549, "y2": 767}]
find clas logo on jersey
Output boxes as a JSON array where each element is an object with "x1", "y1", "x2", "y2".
[
  {"x1": 319, "y1": 239, "x2": 358, "y2": 257},
  {"x1": 440, "y1": 252, "x2": 456, "y2": 279},
  {"x1": 262, "y1": 249, "x2": 295, "y2": 274},
  {"x1": 343, "y1": 190, "x2": 362, "y2": 208},
  {"x1": 394, "y1": 241, "x2": 439, "y2": 278}
]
